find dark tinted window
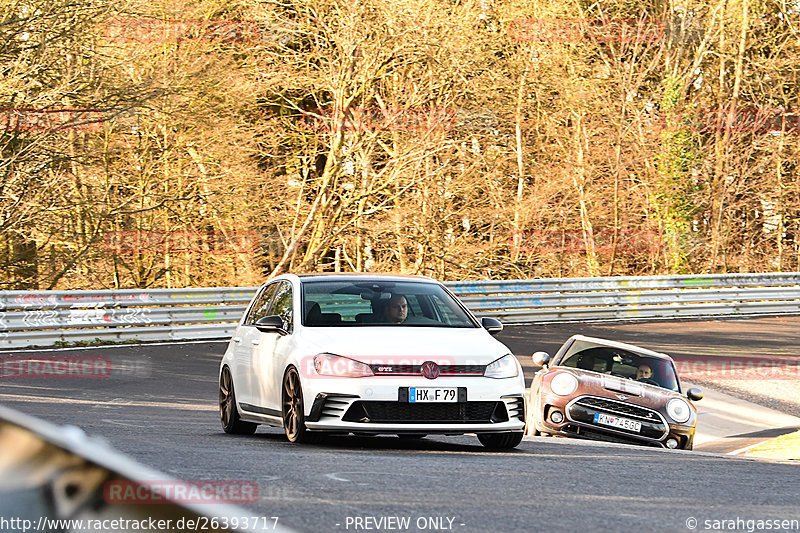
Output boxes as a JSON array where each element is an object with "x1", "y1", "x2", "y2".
[
  {"x1": 269, "y1": 282, "x2": 294, "y2": 333},
  {"x1": 301, "y1": 280, "x2": 477, "y2": 327},
  {"x1": 246, "y1": 283, "x2": 278, "y2": 324}
]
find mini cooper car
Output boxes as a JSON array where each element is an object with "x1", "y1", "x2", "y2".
[
  {"x1": 528, "y1": 335, "x2": 703, "y2": 450},
  {"x1": 218, "y1": 274, "x2": 526, "y2": 449}
]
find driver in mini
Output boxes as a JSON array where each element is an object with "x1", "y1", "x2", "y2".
[{"x1": 636, "y1": 363, "x2": 653, "y2": 382}]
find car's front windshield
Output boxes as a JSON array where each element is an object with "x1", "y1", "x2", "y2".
[
  {"x1": 301, "y1": 280, "x2": 478, "y2": 328},
  {"x1": 559, "y1": 340, "x2": 680, "y2": 392}
]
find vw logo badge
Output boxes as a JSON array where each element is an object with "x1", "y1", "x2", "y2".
[{"x1": 421, "y1": 361, "x2": 440, "y2": 380}]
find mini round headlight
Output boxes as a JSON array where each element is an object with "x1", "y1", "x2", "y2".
[
  {"x1": 667, "y1": 398, "x2": 691, "y2": 423},
  {"x1": 550, "y1": 372, "x2": 579, "y2": 396}
]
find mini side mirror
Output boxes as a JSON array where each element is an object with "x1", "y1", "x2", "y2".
[
  {"x1": 687, "y1": 387, "x2": 704, "y2": 401},
  {"x1": 481, "y1": 317, "x2": 503, "y2": 336},
  {"x1": 532, "y1": 351, "x2": 551, "y2": 368},
  {"x1": 255, "y1": 315, "x2": 286, "y2": 334}
]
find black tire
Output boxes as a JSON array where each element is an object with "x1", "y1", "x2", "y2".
[
  {"x1": 478, "y1": 432, "x2": 524, "y2": 450},
  {"x1": 219, "y1": 367, "x2": 258, "y2": 435},
  {"x1": 281, "y1": 367, "x2": 318, "y2": 443}
]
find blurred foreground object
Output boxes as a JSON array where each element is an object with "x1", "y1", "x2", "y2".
[{"x1": 0, "y1": 404, "x2": 291, "y2": 533}]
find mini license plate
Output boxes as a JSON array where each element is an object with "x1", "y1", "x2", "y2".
[
  {"x1": 593, "y1": 412, "x2": 642, "y2": 433},
  {"x1": 409, "y1": 387, "x2": 458, "y2": 403}
]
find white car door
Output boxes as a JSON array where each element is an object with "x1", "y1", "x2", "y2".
[
  {"x1": 252, "y1": 281, "x2": 295, "y2": 414},
  {"x1": 234, "y1": 283, "x2": 278, "y2": 408}
]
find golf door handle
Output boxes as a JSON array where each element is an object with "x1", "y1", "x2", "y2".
[
  {"x1": 233, "y1": 337, "x2": 241, "y2": 343},
  {"x1": 252, "y1": 340, "x2": 260, "y2": 345}
]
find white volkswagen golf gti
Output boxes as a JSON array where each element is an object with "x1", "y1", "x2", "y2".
[{"x1": 218, "y1": 273, "x2": 526, "y2": 449}]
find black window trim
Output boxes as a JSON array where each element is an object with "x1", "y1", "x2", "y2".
[
  {"x1": 245, "y1": 281, "x2": 281, "y2": 326},
  {"x1": 268, "y1": 280, "x2": 294, "y2": 334}
]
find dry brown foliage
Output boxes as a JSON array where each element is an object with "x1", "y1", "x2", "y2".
[{"x1": 2, "y1": 0, "x2": 799, "y2": 288}]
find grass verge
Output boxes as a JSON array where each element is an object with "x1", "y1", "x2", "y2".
[{"x1": 746, "y1": 430, "x2": 800, "y2": 461}]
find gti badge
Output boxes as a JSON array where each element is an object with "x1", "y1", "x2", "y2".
[
  {"x1": 616, "y1": 394, "x2": 629, "y2": 401},
  {"x1": 421, "y1": 361, "x2": 440, "y2": 380}
]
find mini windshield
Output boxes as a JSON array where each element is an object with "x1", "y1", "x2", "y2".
[
  {"x1": 301, "y1": 280, "x2": 478, "y2": 328},
  {"x1": 559, "y1": 340, "x2": 680, "y2": 392}
]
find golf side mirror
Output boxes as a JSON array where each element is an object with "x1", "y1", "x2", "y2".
[
  {"x1": 254, "y1": 315, "x2": 287, "y2": 334},
  {"x1": 481, "y1": 317, "x2": 503, "y2": 336}
]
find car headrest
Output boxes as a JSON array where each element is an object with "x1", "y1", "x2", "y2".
[{"x1": 305, "y1": 301, "x2": 321, "y2": 321}]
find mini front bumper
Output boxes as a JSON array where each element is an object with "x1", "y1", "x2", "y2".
[
  {"x1": 534, "y1": 392, "x2": 697, "y2": 449},
  {"x1": 539, "y1": 418, "x2": 696, "y2": 449}
]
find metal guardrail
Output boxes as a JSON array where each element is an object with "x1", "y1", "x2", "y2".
[
  {"x1": 1, "y1": 273, "x2": 799, "y2": 348},
  {"x1": 0, "y1": 287, "x2": 255, "y2": 310},
  {"x1": 448, "y1": 273, "x2": 800, "y2": 322}
]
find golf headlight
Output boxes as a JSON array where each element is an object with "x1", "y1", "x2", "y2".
[
  {"x1": 550, "y1": 372, "x2": 579, "y2": 396},
  {"x1": 667, "y1": 398, "x2": 691, "y2": 423},
  {"x1": 484, "y1": 354, "x2": 519, "y2": 379},
  {"x1": 313, "y1": 353, "x2": 373, "y2": 378}
]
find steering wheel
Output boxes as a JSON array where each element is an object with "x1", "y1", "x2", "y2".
[{"x1": 638, "y1": 378, "x2": 659, "y2": 386}]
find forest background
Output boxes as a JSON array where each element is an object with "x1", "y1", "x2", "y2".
[{"x1": 2, "y1": 0, "x2": 799, "y2": 289}]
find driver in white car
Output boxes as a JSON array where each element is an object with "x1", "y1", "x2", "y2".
[{"x1": 384, "y1": 294, "x2": 408, "y2": 323}]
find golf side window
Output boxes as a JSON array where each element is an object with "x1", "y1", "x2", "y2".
[
  {"x1": 268, "y1": 282, "x2": 294, "y2": 333},
  {"x1": 246, "y1": 283, "x2": 279, "y2": 325}
]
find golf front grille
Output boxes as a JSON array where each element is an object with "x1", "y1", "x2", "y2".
[{"x1": 342, "y1": 401, "x2": 508, "y2": 424}]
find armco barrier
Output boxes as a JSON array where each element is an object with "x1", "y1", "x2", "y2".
[{"x1": 1, "y1": 273, "x2": 799, "y2": 348}]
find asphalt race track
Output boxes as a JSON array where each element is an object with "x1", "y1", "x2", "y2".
[{"x1": 1, "y1": 318, "x2": 799, "y2": 532}]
